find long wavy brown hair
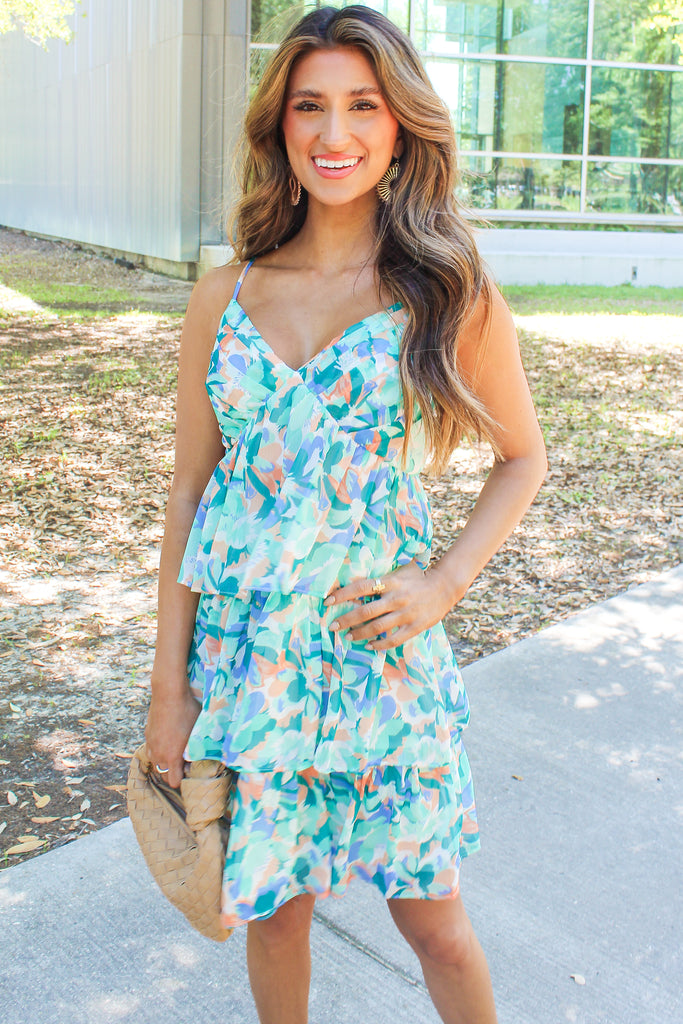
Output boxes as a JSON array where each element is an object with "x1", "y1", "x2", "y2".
[{"x1": 231, "y1": 5, "x2": 496, "y2": 474}]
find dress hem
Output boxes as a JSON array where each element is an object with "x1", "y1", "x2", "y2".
[{"x1": 219, "y1": 840, "x2": 480, "y2": 929}]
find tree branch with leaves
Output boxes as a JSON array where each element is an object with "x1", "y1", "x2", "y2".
[{"x1": 0, "y1": 0, "x2": 78, "y2": 48}]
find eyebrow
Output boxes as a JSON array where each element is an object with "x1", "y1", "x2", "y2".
[{"x1": 288, "y1": 86, "x2": 382, "y2": 100}]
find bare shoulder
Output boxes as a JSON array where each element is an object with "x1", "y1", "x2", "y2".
[
  {"x1": 179, "y1": 263, "x2": 244, "y2": 359},
  {"x1": 186, "y1": 263, "x2": 243, "y2": 324},
  {"x1": 457, "y1": 274, "x2": 517, "y2": 375},
  {"x1": 463, "y1": 274, "x2": 514, "y2": 341}
]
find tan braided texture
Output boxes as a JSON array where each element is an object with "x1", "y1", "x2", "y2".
[{"x1": 126, "y1": 744, "x2": 235, "y2": 942}]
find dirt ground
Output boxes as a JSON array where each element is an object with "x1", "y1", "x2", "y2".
[{"x1": 1, "y1": 227, "x2": 681, "y2": 866}]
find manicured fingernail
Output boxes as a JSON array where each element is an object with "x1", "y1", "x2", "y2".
[
  {"x1": 324, "y1": 597, "x2": 335, "y2": 607},
  {"x1": 329, "y1": 620, "x2": 339, "y2": 630}
]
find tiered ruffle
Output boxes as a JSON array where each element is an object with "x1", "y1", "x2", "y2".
[{"x1": 186, "y1": 589, "x2": 470, "y2": 774}]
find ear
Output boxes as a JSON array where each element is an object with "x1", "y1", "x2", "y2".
[{"x1": 393, "y1": 130, "x2": 404, "y2": 161}]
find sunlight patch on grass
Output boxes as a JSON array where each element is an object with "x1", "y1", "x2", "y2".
[
  {"x1": 0, "y1": 282, "x2": 50, "y2": 317},
  {"x1": 515, "y1": 313, "x2": 682, "y2": 352}
]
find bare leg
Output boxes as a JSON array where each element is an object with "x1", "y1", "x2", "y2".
[
  {"x1": 388, "y1": 895, "x2": 497, "y2": 1024},
  {"x1": 246, "y1": 893, "x2": 316, "y2": 1024}
]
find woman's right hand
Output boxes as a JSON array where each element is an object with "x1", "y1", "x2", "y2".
[{"x1": 144, "y1": 685, "x2": 201, "y2": 789}]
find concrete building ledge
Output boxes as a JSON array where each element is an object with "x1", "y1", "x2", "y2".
[{"x1": 477, "y1": 228, "x2": 683, "y2": 287}]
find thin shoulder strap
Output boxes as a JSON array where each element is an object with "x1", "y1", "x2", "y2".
[{"x1": 232, "y1": 260, "x2": 254, "y2": 301}]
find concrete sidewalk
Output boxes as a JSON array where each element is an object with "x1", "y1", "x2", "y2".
[{"x1": 2, "y1": 567, "x2": 681, "y2": 1024}]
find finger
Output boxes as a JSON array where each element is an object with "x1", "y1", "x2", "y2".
[
  {"x1": 366, "y1": 624, "x2": 416, "y2": 650},
  {"x1": 165, "y1": 760, "x2": 185, "y2": 789},
  {"x1": 148, "y1": 751, "x2": 184, "y2": 788},
  {"x1": 325, "y1": 575, "x2": 387, "y2": 608},
  {"x1": 348, "y1": 609, "x2": 407, "y2": 642},
  {"x1": 330, "y1": 596, "x2": 393, "y2": 632}
]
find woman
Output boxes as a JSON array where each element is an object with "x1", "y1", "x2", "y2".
[{"x1": 145, "y1": 6, "x2": 547, "y2": 1023}]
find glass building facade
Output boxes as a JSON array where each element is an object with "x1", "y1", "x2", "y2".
[{"x1": 250, "y1": 1, "x2": 683, "y2": 225}]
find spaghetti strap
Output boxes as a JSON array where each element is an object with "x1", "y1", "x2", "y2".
[{"x1": 232, "y1": 260, "x2": 254, "y2": 302}]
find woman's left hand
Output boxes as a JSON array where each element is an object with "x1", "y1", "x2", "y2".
[{"x1": 324, "y1": 561, "x2": 456, "y2": 650}]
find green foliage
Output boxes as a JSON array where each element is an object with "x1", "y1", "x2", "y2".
[
  {"x1": 594, "y1": 0, "x2": 683, "y2": 65},
  {"x1": 0, "y1": 0, "x2": 78, "y2": 47}
]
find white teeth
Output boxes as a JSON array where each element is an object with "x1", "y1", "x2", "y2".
[{"x1": 313, "y1": 157, "x2": 361, "y2": 169}]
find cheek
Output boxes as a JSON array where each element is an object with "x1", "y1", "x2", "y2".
[
  {"x1": 281, "y1": 112, "x2": 303, "y2": 157},
  {"x1": 372, "y1": 114, "x2": 400, "y2": 156}
]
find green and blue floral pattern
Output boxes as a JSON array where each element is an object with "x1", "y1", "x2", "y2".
[{"x1": 179, "y1": 262, "x2": 480, "y2": 925}]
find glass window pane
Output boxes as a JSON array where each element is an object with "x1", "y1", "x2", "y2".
[
  {"x1": 251, "y1": 1, "x2": 411, "y2": 40},
  {"x1": 460, "y1": 156, "x2": 581, "y2": 211},
  {"x1": 590, "y1": 68, "x2": 683, "y2": 161},
  {"x1": 251, "y1": 0, "x2": 304, "y2": 42},
  {"x1": 338, "y1": 0, "x2": 410, "y2": 34},
  {"x1": 426, "y1": 59, "x2": 584, "y2": 155},
  {"x1": 593, "y1": 0, "x2": 683, "y2": 66},
  {"x1": 587, "y1": 162, "x2": 683, "y2": 217},
  {"x1": 414, "y1": 0, "x2": 588, "y2": 60}
]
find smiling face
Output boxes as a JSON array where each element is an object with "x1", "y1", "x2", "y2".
[{"x1": 280, "y1": 46, "x2": 402, "y2": 208}]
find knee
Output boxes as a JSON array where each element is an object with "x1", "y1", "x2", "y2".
[
  {"x1": 249, "y1": 894, "x2": 314, "y2": 951},
  {"x1": 401, "y1": 918, "x2": 476, "y2": 969}
]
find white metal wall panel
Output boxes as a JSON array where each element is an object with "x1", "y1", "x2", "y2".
[{"x1": 0, "y1": 0, "x2": 231, "y2": 264}]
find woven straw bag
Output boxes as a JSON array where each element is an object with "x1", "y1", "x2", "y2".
[{"x1": 126, "y1": 743, "x2": 235, "y2": 942}]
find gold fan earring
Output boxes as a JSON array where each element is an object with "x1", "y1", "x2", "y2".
[{"x1": 377, "y1": 159, "x2": 399, "y2": 203}]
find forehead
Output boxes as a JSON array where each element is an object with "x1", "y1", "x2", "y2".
[{"x1": 287, "y1": 46, "x2": 379, "y2": 94}]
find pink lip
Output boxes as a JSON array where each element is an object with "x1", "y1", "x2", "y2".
[{"x1": 311, "y1": 155, "x2": 363, "y2": 179}]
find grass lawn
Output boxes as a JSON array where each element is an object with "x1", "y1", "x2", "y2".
[{"x1": 502, "y1": 283, "x2": 683, "y2": 317}]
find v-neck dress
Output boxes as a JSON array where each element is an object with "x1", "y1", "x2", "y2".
[{"x1": 178, "y1": 261, "x2": 480, "y2": 928}]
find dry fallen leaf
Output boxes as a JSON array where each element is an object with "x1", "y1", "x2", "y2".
[
  {"x1": 0, "y1": 759, "x2": 10, "y2": 766},
  {"x1": 8, "y1": 702, "x2": 21, "y2": 713},
  {"x1": 78, "y1": 719, "x2": 95, "y2": 726},
  {"x1": 32, "y1": 792, "x2": 51, "y2": 808},
  {"x1": 104, "y1": 785, "x2": 126, "y2": 793},
  {"x1": 512, "y1": 774, "x2": 524, "y2": 781},
  {"x1": 30, "y1": 816, "x2": 59, "y2": 824},
  {"x1": 5, "y1": 838, "x2": 45, "y2": 855},
  {"x1": 0, "y1": 822, "x2": 6, "y2": 835},
  {"x1": 80, "y1": 798, "x2": 91, "y2": 812},
  {"x1": 6, "y1": 791, "x2": 17, "y2": 806},
  {"x1": 114, "y1": 752, "x2": 133, "y2": 759},
  {"x1": 64, "y1": 776, "x2": 85, "y2": 785},
  {"x1": 16, "y1": 834, "x2": 39, "y2": 842}
]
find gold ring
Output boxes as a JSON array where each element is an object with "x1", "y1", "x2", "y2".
[{"x1": 371, "y1": 578, "x2": 386, "y2": 595}]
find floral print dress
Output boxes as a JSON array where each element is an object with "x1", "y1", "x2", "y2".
[{"x1": 179, "y1": 261, "x2": 480, "y2": 928}]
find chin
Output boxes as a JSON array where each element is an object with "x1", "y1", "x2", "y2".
[{"x1": 310, "y1": 188, "x2": 378, "y2": 208}]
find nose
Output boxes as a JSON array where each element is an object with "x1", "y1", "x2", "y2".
[{"x1": 319, "y1": 104, "x2": 351, "y2": 148}]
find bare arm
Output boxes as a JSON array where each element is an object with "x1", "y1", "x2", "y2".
[
  {"x1": 144, "y1": 267, "x2": 239, "y2": 785},
  {"x1": 430, "y1": 282, "x2": 548, "y2": 606},
  {"x1": 325, "y1": 283, "x2": 548, "y2": 646}
]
